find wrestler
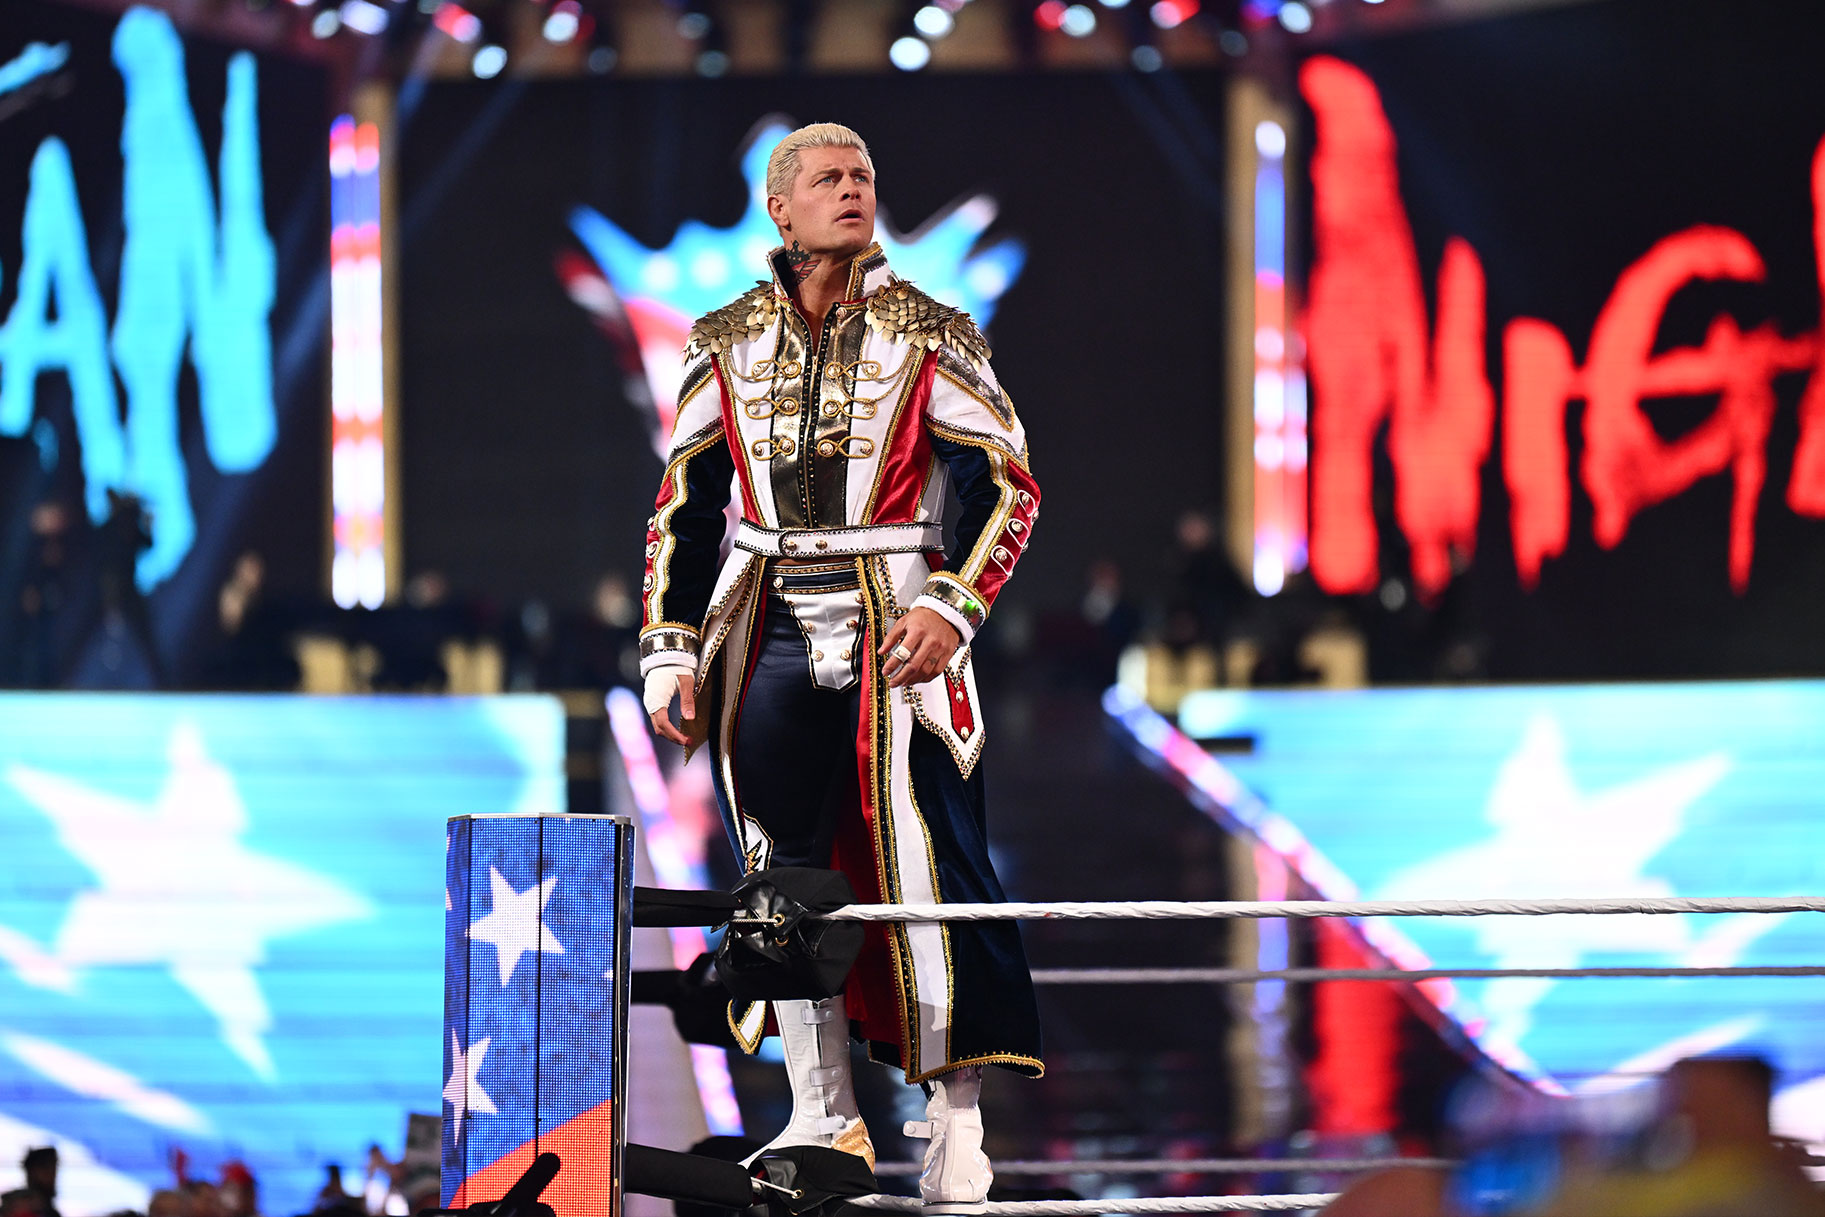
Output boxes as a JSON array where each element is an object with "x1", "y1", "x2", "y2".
[{"x1": 638, "y1": 122, "x2": 1042, "y2": 1212}]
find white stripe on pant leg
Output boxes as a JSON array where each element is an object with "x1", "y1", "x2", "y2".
[{"x1": 888, "y1": 685, "x2": 950, "y2": 1075}]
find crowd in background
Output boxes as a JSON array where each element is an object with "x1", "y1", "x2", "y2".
[
  {"x1": 1, "y1": 1144, "x2": 436, "y2": 1217},
  {"x1": 2, "y1": 489, "x2": 1492, "y2": 697}
]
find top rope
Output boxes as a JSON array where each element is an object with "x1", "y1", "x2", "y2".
[{"x1": 812, "y1": 896, "x2": 1825, "y2": 922}]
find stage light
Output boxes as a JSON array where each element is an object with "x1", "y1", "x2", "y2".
[
  {"x1": 542, "y1": 0, "x2": 581, "y2": 42},
  {"x1": 1278, "y1": 1, "x2": 1312, "y2": 31},
  {"x1": 472, "y1": 42, "x2": 506, "y2": 76},
  {"x1": 913, "y1": 5, "x2": 954, "y2": 37},
  {"x1": 1131, "y1": 44, "x2": 1162, "y2": 70},
  {"x1": 309, "y1": 8, "x2": 341, "y2": 37},
  {"x1": 1219, "y1": 27, "x2": 1247, "y2": 53},
  {"x1": 432, "y1": 3, "x2": 481, "y2": 41},
  {"x1": 677, "y1": 10, "x2": 711, "y2": 38},
  {"x1": 338, "y1": 0, "x2": 388, "y2": 34},
  {"x1": 695, "y1": 48, "x2": 728, "y2": 75},
  {"x1": 889, "y1": 34, "x2": 931, "y2": 69},
  {"x1": 588, "y1": 45, "x2": 616, "y2": 72},
  {"x1": 1255, "y1": 119, "x2": 1286, "y2": 158},
  {"x1": 1033, "y1": 0, "x2": 1066, "y2": 29},
  {"x1": 1103, "y1": 0, "x2": 1132, "y2": 8},
  {"x1": 1149, "y1": 0, "x2": 1197, "y2": 29},
  {"x1": 1060, "y1": 4, "x2": 1096, "y2": 35}
]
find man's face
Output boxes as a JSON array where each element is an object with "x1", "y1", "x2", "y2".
[{"x1": 770, "y1": 145, "x2": 876, "y2": 260}]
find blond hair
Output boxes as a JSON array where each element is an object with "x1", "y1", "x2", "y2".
[{"x1": 765, "y1": 123, "x2": 875, "y2": 200}]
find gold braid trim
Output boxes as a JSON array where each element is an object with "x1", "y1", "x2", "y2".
[
  {"x1": 864, "y1": 280, "x2": 991, "y2": 368},
  {"x1": 684, "y1": 283, "x2": 779, "y2": 360}
]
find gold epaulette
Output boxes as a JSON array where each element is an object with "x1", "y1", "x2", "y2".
[
  {"x1": 684, "y1": 283, "x2": 779, "y2": 361},
  {"x1": 864, "y1": 280, "x2": 992, "y2": 367}
]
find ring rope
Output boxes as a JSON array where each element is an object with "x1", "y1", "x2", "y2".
[
  {"x1": 846, "y1": 1196, "x2": 1342, "y2": 1214},
  {"x1": 810, "y1": 896, "x2": 1825, "y2": 922},
  {"x1": 870, "y1": 1158, "x2": 1454, "y2": 1177},
  {"x1": 1029, "y1": 964, "x2": 1825, "y2": 984}
]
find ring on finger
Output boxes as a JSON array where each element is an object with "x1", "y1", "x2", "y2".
[{"x1": 891, "y1": 643, "x2": 914, "y2": 662}]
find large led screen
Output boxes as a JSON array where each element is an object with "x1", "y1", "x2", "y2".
[
  {"x1": 0, "y1": 3, "x2": 327, "y2": 689},
  {"x1": 1149, "y1": 681, "x2": 1825, "y2": 1134},
  {"x1": 1299, "y1": 0, "x2": 1825, "y2": 678},
  {"x1": 0, "y1": 694, "x2": 566, "y2": 1215},
  {"x1": 398, "y1": 73, "x2": 1229, "y2": 615}
]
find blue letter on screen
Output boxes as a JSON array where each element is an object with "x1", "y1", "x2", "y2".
[{"x1": 0, "y1": 6, "x2": 278, "y2": 592}]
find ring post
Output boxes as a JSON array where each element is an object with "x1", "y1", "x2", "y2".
[{"x1": 444, "y1": 814, "x2": 634, "y2": 1217}]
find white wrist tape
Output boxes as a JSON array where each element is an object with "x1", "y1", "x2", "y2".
[{"x1": 643, "y1": 664, "x2": 694, "y2": 716}]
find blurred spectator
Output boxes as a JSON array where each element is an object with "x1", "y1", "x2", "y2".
[
  {"x1": 1081, "y1": 559, "x2": 1139, "y2": 682},
  {"x1": 146, "y1": 1190, "x2": 190, "y2": 1217},
  {"x1": 219, "y1": 1163, "x2": 259, "y2": 1217},
  {"x1": 1320, "y1": 1163, "x2": 1449, "y2": 1216},
  {"x1": 1538, "y1": 1055, "x2": 1825, "y2": 1216},
  {"x1": 91, "y1": 490, "x2": 165, "y2": 687},
  {"x1": 0, "y1": 1190, "x2": 46, "y2": 1217},
  {"x1": 552, "y1": 573, "x2": 641, "y2": 690},
  {"x1": 1165, "y1": 509, "x2": 1250, "y2": 650},
  {"x1": 202, "y1": 552, "x2": 301, "y2": 690},
  {"x1": 311, "y1": 1166, "x2": 357, "y2": 1216},
  {"x1": 18, "y1": 501, "x2": 70, "y2": 688},
  {"x1": 505, "y1": 599, "x2": 559, "y2": 691},
  {"x1": 19, "y1": 1147, "x2": 59, "y2": 1217},
  {"x1": 370, "y1": 572, "x2": 457, "y2": 690},
  {"x1": 362, "y1": 1145, "x2": 400, "y2": 1216},
  {"x1": 180, "y1": 1181, "x2": 224, "y2": 1217}
]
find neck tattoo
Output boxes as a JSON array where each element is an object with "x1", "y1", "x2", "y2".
[{"x1": 785, "y1": 240, "x2": 819, "y2": 282}]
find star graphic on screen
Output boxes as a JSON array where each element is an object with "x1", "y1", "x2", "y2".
[
  {"x1": 1374, "y1": 714, "x2": 1730, "y2": 1050},
  {"x1": 468, "y1": 867, "x2": 565, "y2": 985},
  {"x1": 443, "y1": 1032, "x2": 496, "y2": 1143},
  {"x1": 2, "y1": 722, "x2": 375, "y2": 1079}
]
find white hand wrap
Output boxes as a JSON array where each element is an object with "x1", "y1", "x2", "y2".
[{"x1": 643, "y1": 663, "x2": 694, "y2": 716}]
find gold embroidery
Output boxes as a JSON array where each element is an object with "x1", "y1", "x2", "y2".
[
  {"x1": 865, "y1": 280, "x2": 991, "y2": 367},
  {"x1": 685, "y1": 284, "x2": 778, "y2": 360}
]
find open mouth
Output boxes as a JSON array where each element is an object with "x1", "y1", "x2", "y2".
[{"x1": 837, "y1": 209, "x2": 864, "y2": 222}]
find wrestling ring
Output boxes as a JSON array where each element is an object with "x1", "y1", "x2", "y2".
[{"x1": 738, "y1": 894, "x2": 1825, "y2": 1215}]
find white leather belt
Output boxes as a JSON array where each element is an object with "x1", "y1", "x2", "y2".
[{"x1": 733, "y1": 520, "x2": 942, "y2": 558}]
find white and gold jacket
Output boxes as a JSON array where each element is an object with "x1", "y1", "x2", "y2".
[{"x1": 637, "y1": 242, "x2": 1039, "y2": 692}]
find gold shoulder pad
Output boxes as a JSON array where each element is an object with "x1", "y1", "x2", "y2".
[
  {"x1": 684, "y1": 282, "x2": 779, "y2": 361},
  {"x1": 864, "y1": 280, "x2": 992, "y2": 367}
]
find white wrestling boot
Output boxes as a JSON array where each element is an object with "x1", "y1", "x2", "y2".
[
  {"x1": 904, "y1": 1066, "x2": 992, "y2": 1214},
  {"x1": 749, "y1": 996, "x2": 875, "y2": 1168}
]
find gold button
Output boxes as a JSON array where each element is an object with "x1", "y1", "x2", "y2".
[
  {"x1": 954, "y1": 688, "x2": 965, "y2": 701},
  {"x1": 846, "y1": 619, "x2": 858, "y2": 629},
  {"x1": 783, "y1": 539, "x2": 799, "y2": 552},
  {"x1": 815, "y1": 539, "x2": 829, "y2": 550},
  {"x1": 840, "y1": 649, "x2": 852, "y2": 661},
  {"x1": 641, "y1": 575, "x2": 654, "y2": 589},
  {"x1": 853, "y1": 592, "x2": 865, "y2": 604},
  {"x1": 818, "y1": 440, "x2": 836, "y2": 456},
  {"x1": 780, "y1": 401, "x2": 798, "y2": 415},
  {"x1": 773, "y1": 576, "x2": 784, "y2": 589},
  {"x1": 823, "y1": 403, "x2": 840, "y2": 417},
  {"x1": 993, "y1": 546, "x2": 1010, "y2": 561},
  {"x1": 960, "y1": 726, "x2": 972, "y2": 738},
  {"x1": 1009, "y1": 520, "x2": 1024, "y2": 533},
  {"x1": 826, "y1": 363, "x2": 841, "y2": 377},
  {"x1": 813, "y1": 650, "x2": 824, "y2": 661}
]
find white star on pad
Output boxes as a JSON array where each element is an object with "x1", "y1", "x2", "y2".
[
  {"x1": 468, "y1": 867, "x2": 565, "y2": 985},
  {"x1": 2, "y1": 722, "x2": 374, "y2": 1079},
  {"x1": 443, "y1": 1032, "x2": 496, "y2": 1142}
]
